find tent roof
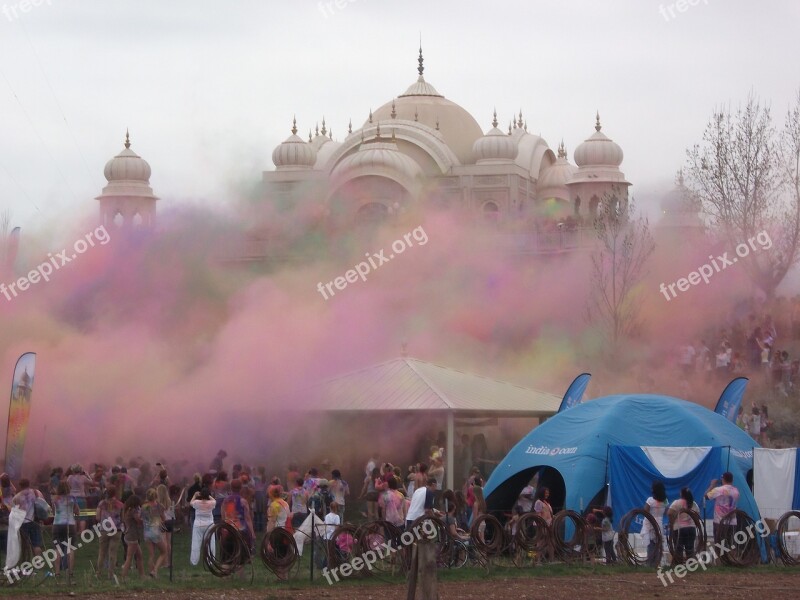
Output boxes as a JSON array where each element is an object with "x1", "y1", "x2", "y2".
[
  {"x1": 294, "y1": 357, "x2": 561, "y2": 417},
  {"x1": 485, "y1": 393, "x2": 759, "y2": 510}
]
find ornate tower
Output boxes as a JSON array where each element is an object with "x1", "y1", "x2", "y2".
[{"x1": 96, "y1": 130, "x2": 158, "y2": 228}]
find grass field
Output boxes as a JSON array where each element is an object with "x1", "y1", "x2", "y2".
[{"x1": 1, "y1": 524, "x2": 799, "y2": 598}]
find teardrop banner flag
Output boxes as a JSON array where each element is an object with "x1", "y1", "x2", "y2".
[
  {"x1": 557, "y1": 373, "x2": 592, "y2": 413},
  {"x1": 4, "y1": 352, "x2": 36, "y2": 479},
  {"x1": 714, "y1": 377, "x2": 749, "y2": 423}
]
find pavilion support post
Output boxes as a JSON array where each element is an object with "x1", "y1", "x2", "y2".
[{"x1": 446, "y1": 411, "x2": 454, "y2": 490}]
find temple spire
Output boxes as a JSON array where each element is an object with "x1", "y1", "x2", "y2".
[
  {"x1": 124, "y1": 129, "x2": 131, "y2": 149},
  {"x1": 595, "y1": 111, "x2": 602, "y2": 132},
  {"x1": 491, "y1": 108, "x2": 498, "y2": 129},
  {"x1": 291, "y1": 116, "x2": 297, "y2": 136},
  {"x1": 320, "y1": 117, "x2": 327, "y2": 136},
  {"x1": 417, "y1": 41, "x2": 424, "y2": 77},
  {"x1": 558, "y1": 140, "x2": 567, "y2": 159},
  {"x1": 348, "y1": 119, "x2": 353, "y2": 134},
  {"x1": 517, "y1": 110, "x2": 523, "y2": 129}
]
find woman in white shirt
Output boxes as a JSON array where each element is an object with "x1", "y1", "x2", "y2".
[
  {"x1": 642, "y1": 481, "x2": 668, "y2": 567},
  {"x1": 189, "y1": 487, "x2": 216, "y2": 565},
  {"x1": 668, "y1": 487, "x2": 699, "y2": 563}
]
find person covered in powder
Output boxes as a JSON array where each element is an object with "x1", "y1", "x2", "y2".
[
  {"x1": 221, "y1": 478, "x2": 255, "y2": 554},
  {"x1": 328, "y1": 469, "x2": 350, "y2": 517}
]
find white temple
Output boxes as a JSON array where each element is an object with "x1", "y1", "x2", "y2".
[
  {"x1": 93, "y1": 48, "x2": 637, "y2": 249},
  {"x1": 264, "y1": 47, "x2": 631, "y2": 230}
]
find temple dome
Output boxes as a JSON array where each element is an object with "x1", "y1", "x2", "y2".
[
  {"x1": 104, "y1": 131, "x2": 152, "y2": 182},
  {"x1": 573, "y1": 113, "x2": 624, "y2": 168},
  {"x1": 473, "y1": 113, "x2": 518, "y2": 163},
  {"x1": 368, "y1": 48, "x2": 482, "y2": 165},
  {"x1": 272, "y1": 119, "x2": 317, "y2": 170},
  {"x1": 538, "y1": 143, "x2": 577, "y2": 193}
]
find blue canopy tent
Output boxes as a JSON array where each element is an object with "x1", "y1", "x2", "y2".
[{"x1": 485, "y1": 394, "x2": 760, "y2": 529}]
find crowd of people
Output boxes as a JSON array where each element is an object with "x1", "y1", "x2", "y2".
[
  {"x1": 674, "y1": 302, "x2": 800, "y2": 445},
  {"x1": 0, "y1": 444, "x2": 500, "y2": 583}
]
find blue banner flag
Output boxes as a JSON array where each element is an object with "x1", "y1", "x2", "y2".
[
  {"x1": 714, "y1": 377, "x2": 749, "y2": 423},
  {"x1": 557, "y1": 373, "x2": 591, "y2": 413}
]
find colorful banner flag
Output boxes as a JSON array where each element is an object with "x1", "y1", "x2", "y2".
[
  {"x1": 4, "y1": 352, "x2": 36, "y2": 479},
  {"x1": 557, "y1": 373, "x2": 591, "y2": 413},
  {"x1": 714, "y1": 377, "x2": 749, "y2": 423}
]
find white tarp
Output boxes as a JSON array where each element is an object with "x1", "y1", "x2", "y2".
[
  {"x1": 4, "y1": 506, "x2": 25, "y2": 570},
  {"x1": 293, "y1": 512, "x2": 326, "y2": 556},
  {"x1": 754, "y1": 447, "x2": 797, "y2": 520},
  {"x1": 642, "y1": 446, "x2": 712, "y2": 478}
]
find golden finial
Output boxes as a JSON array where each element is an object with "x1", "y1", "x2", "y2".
[
  {"x1": 595, "y1": 111, "x2": 602, "y2": 132},
  {"x1": 417, "y1": 41, "x2": 424, "y2": 78},
  {"x1": 517, "y1": 110, "x2": 523, "y2": 129},
  {"x1": 291, "y1": 116, "x2": 297, "y2": 136},
  {"x1": 491, "y1": 108, "x2": 498, "y2": 129},
  {"x1": 321, "y1": 118, "x2": 327, "y2": 136},
  {"x1": 315, "y1": 123, "x2": 319, "y2": 136},
  {"x1": 391, "y1": 99, "x2": 397, "y2": 119},
  {"x1": 124, "y1": 128, "x2": 131, "y2": 149},
  {"x1": 558, "y1": 140, "x2": 567, "y2": 159}
]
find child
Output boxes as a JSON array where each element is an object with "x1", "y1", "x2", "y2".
[
  {"x1": 601, "y1": 506, "x2": 617, "y2": 564},
  {"x1": 508, "y1": 505, "x2": 524, "y2": 538}
]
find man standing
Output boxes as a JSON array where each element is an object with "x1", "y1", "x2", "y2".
[
  {"x1": 406, "y1": 477, "x2": 437, "y2": 530},
  {"x1": 705, "y1": 472, "x2": 740, "y2": 541},
  {"x1": 12, "y1": 479, "x2": 43, "y2": 560},
  {"x1": 221, "y1": 479, "x2": 254, "y2": 555},
  {"x1": 515, "y1": 478, "x2": 536, "y2": 513}
]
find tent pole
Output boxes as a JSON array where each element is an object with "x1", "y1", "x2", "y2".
[{"x1": 446, "y1": 412, "x2": 455, "y2": 490}]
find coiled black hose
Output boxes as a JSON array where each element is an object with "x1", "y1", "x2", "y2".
[
  {"x1": 259, "y1": 526, "x2": 299, "y2": 578},
  {"x1": 326, "y1": 523, "x2": 361, "y2": 572},
  {"x1": 717, "y1": 510, "x2": 761, "y2": 567},
  {"x1": 550, "y1": 510, "x2": 589, "y2": 562},
  {"x1": 470, "y1": 514, "x2": 506, "y2": 557},
  {"x1": 514, "y1": 512, "x2": 551, "y2": 553},
  {"x1": 201, "y1": 521, "x2": 252, "y2": 578},
  {"x1": 617, "y1": 508, "x2": 663, "y2": 567},
  {"x1": 355, "y1": 520, "x2": 407, "y2": 574},
  {"x1": 775, "y1": 510, "x2": 800, "y2": 566},
  {"x1": 667, "y1": 508, "x2": 706, "y2": 565}
]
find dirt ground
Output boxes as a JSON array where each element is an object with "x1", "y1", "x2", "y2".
[{"x1": 11, "y1": 571, "x2": 800, "y2": 599}]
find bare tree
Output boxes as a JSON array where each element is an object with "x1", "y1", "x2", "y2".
[
  {"x1": 685, "y1": 91, "x2": 800, "y2": 297},
  {"x1": 586, "y1": 192, "x2": 656, "y2": 356}
]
